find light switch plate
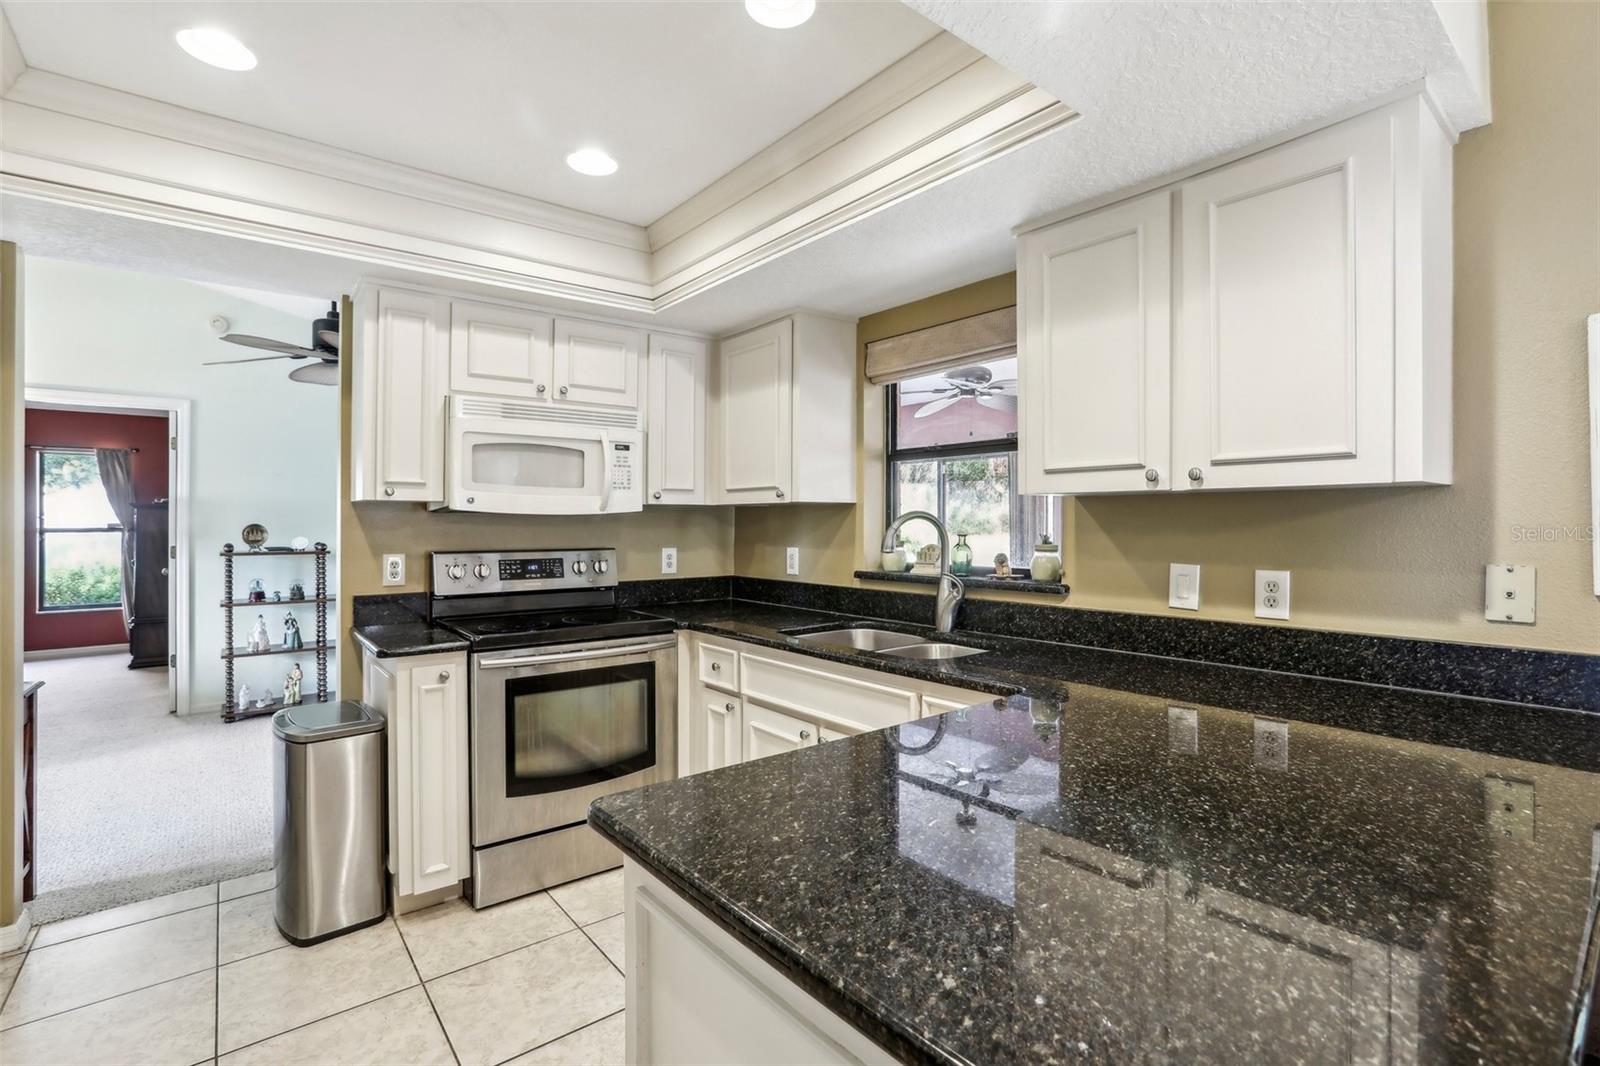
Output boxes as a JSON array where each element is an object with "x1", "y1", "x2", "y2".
[
  {"x1": 1254, "y1": 569, "x2": 1291, "y2": 620},
  {"x1": 660, "y1": 547, "x2": 677, "y2": 575},
  {"x1": 1485, "y1": 564, "x2": 1535, "y2": 623},
  {"x1": 1168, "y1": 563, "x2": 1200, "y2": 610},
  {"x1": 381, "y1": 554, "x2": 404, "y2": 587},
  {"x1": 786, "y1": 546, "x2": 800, "y2": 576}
]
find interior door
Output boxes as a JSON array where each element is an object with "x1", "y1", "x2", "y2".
[
  {"x1": 450, "y1": 300, "x2": 554, "y2": 401},
  {"x1": 717, "y1": 319, "x2": 792, "y2": 503},
  {"x1": 553, "y1": 318, "x2": 643, "y2": 409},
  {"x1": 1174, "y1": 109, "x2": 1396, "y2": 490},
  {"x1": 1018, "y1": 189, "x2": 1171, "y2": 494}
]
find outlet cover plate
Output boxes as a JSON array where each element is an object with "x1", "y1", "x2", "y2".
[
  {"x1": 1254, "y1": 569, "x2": 1291, "y2": 620},
  {"x1": 1485, "y1": 564, "x2": 1535, "y2": 623},
  {"x1": 661, "y1": 547, "x2": 678, "y2": 575},
  {"x1": 382, "y1": 554, "x2": 405, "y2": 587},
  {"x1": 785, "y1": 546, "x2": 800, "y2": 576},
  {"x1": 1168, "y1": 563, "x2": 1200, "y2": 610}
]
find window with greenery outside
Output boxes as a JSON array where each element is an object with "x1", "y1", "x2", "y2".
[{"x1": 37, "y1": 449, "x2": 123, "y2": 610}]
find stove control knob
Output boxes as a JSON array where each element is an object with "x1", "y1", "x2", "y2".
[
  {"x1": 594, "y1": 559, "x2": 609, "y2": 575},
  {"x1": 573, "y1": 560, "x2": 587, "y2": 575},
  {"x1": 447, "y1": 563, "x2": 466, "y2": 580},
  {"x1": 473, "y1": 563, "x2": 491, "y2": 580}
]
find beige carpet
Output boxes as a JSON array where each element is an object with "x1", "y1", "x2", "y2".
[{"x1": 24, "y1": 653, "x2": 273, "y2": 923}]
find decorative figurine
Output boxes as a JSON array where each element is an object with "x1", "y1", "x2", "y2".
[
  {"x1": 237, "y1": 683, "x2": 252, "y2": 711},
  {"x1": 282, "y1": 613, "x2": 304, "y2": 651},
  {"x1": 257, "y1": 692, "x2": 271, "y2": 709},
  {"x1": 993, "y1": 552, "x2": 1012, "y2": 578},
  {"x1": 249, "y1": 614, "x2": 272, "y2": 653},
  {"x1": 911, "y1": 544, "x2": 941, "y2": 575},
  {"x1": 288, "y1": 582, "x2": 306, "y2": 601},
  {"x1": 241, "y1": 523, "x2": 268, "y2": 552},
  {"x1": 1030, "y1": 536, "x2": 1063, "y2": 583},
  {"x1": 290, "y1": 536, "x2": 310, "y2": 551},
  {"x1": 271, "y1": 590, "x2": 283, "y2": 602},
  {"x1": 247, "y1": 578, "x2": 265, "y2": 603},
  {"x1": 283, "y1": 662, "x2": 304, "y2": 706}
]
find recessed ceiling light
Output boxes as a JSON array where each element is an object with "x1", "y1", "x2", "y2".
[
  {"x1": 745, "y1": 0, "x2": 815, "y2": 29},
  {"x1": 566, "y1": 147, "x2": 618, "y2": 177},
  {"x1": 175, "y1": 27, "x2": 257, "y2": 71}
]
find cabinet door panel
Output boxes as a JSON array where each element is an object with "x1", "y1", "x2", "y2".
[
  {"x1": 718, "y1": 319, "x2": 792, "y2": 503},
  {"x1": 706, "y1": 695, "x2": 742, "y2": 771},
  {"x1": 1019, "y1": 190, "x2": 1170, "y2": 494},
  {"x1": 408, "y1": 664, "x2": 465, "y2": 895},
  {"x1": 553, "y1": 318, "x2": 642, "y2": 409},
  {"x1": 647, "y1": 334, "x2": 709, "y2": 504},
  {"x1": 743, "y1": 702, "x2": 812, "y2": 763},
  {"x1": 375, "y1": 289, "x2": 449, "y2": 501},
  {"x1": 1177, "y1": 111, "x2": 1395, "y2": 489},
  {"x1": 450, "y1": 300, "x2": 554, "y2": 400}
]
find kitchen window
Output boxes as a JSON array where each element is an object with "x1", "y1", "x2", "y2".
[
  {"x1": 35, "y1": 448, "x2": 123, "y2": 611},
  {"x1": 885, "y1": 354, "x2": 1057, "y2": 575}
]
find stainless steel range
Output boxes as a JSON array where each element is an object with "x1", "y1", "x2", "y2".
[{"x1": 431, "y1": 548, "x2": 676, "y2": 908}]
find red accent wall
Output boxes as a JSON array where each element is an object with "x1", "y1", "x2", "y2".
[{"x1": 23, "y1": 408, "x2": 170, "y2": 652}]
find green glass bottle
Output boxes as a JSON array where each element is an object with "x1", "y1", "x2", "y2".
[{"x1": 950, "y1": 533, "x2": 973, "y2": 576}]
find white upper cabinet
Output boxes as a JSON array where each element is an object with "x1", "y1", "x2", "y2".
[
  {"x1": 554, "y1": 319, "x2": 643, "y2": 409},
  {"x1": 1016, "y1": 94, "x2": 1452, "y2": 496},
  {"x1": 714, "y1": 313, "x2": 856, "y2": 505},
  {"x1": 353, "y1": 286, "x2": 449, "y2": 502},
  {"x1": 1019, "y1": 189, "x2": 1171, "y2": 494},
  {"x1": 449, "y1": 300, "x2": 554, "y2": 401},
  {"x1": 646, "y1": 333, "x2": 710, "y2": 505}
]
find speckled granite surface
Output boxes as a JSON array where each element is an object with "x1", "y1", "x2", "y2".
[
  {"x1": 349, "y1": 623, "x2": 468, "y2": 658},
  {"x1": 593, "y1": 687, "x2": 1600, "y2": 1065}
]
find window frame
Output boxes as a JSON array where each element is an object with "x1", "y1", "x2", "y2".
[
  {"x1": 884, "y1": 379, "x2": 1049, "y2": 578},
  {"x1": 34, "y1": 447, "x2": 124, "y2": 614}
]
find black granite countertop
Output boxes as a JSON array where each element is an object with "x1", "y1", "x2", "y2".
[
  {"x1": 596, "y1": 598, "x2": 1600, "y2": 1065},
  {"x1": 350, "y1": 623, "x2": 468, "y2": 658}
]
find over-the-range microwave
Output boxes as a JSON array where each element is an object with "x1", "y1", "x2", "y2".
[{"x1": 430, "y1": 394, "x2": 643, "y2": 515}]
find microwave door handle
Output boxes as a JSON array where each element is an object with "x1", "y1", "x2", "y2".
[
  {"x1": 599, "y1": 430, "x2": 614, "y2": 512},
  {"x1": 477, "y1": 638, "x2": 676, "y2": 670}
]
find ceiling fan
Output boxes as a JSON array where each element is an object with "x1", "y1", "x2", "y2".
[
  {"x1": 900, "y1": 364, "x2": 1017, "y2": 418},
  {"x1": 203, "y1": 301, "x2": 340, "y2": 385}
]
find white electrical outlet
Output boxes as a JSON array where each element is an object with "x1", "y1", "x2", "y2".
[
  {"x1": 381, "y1": 554, "x2": 405, "y2": 587},
  {"x1": 786, "y1": 546, "x2": 800, "y2": 576},
  {"x1": 1254, "y1": 569, "x2": 1291, "y2": 620},
  {"x1": 1168, "y1": 563, "x2": 1200, "y2": 610},
  {"x1": 1485, "y1": 564, "x2": 1535, "y2": 623},
  {"x1": 660, "y1": 547, "x2": 677, "y2": 575},
  {"x1": 1484, "y1": 775, "x2": 1536, "y2": 841},
  {"x1": 1253, "y1": 718, "x2": 1290, "y2": 771}
]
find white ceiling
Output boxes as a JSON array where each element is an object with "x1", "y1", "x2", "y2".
[{"x1": 0, "y1": 0, "x2": 940, "y2": 225}]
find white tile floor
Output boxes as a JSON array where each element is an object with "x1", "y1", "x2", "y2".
[{"x1": 0, "y1": 870, "x2": 627, "y2": 1066}]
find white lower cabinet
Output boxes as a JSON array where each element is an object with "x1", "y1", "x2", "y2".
[
  {"x1": 362, "y1": 648, "x2": 469, "y2": 899},
  {"x1": 816, "y1": 725, "x2": 853, "y2": 744},
  {"x1": 703, "y1": 691, "x2": 742, "y2": 772},
  {"x1": 743, "y1": 702, "x2": 815, "y2": 763}
]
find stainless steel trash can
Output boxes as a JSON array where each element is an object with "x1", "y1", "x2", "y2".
[{"x1": 272, "y1": 700, "x2": 386, "y2": 946}]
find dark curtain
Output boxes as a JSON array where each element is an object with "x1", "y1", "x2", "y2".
[{"x1": 95, "y1": 448, "x2": 136, "y2": 630}]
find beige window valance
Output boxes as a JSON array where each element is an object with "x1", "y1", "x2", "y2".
[{"x1": 864, "y1": 305, "x2": 1017, "y2": 385}]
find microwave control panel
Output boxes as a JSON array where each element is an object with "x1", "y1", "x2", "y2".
[
  {"x1": 430, "y1": 548, "x2": 617, "y2": 596},
  {"x1": 609, "y1": 441, "x2": 635, "y2": 494}
]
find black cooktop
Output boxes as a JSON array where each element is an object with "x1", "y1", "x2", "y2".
[{"x1": 443, "y1": 608, "x2": 674, "y2": 652}]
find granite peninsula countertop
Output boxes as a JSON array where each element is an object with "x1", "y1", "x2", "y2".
[
  {"x1": 350, "y1": 622, "x2": 468, "y2": 658},
  {"x1": 590, "y1": 598, "x2": 1600, "y2": 1065}
]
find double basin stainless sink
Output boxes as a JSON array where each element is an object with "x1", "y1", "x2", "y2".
[{"x1": 791, "y1": 627, "x2": 987, "y2": 661}]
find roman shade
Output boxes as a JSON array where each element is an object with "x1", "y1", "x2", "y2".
[{"x1": 864, "y1": 305, "x2": 1017, "y2": 385}]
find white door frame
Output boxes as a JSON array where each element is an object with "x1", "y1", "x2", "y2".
[{"x1": 24, "y1": 386, "x2": 192, "y2": 715}]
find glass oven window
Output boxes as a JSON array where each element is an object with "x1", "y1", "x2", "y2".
[{"x1": 503, "y1": 662, "x2": 655, "y2": 795}]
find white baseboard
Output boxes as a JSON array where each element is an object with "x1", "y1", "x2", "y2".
[
  {"x1": 24, "y1": 643, "x2": 130, "y2": 661},
  {"x1": 0, "y1": 908, "x2": 32, "y2": 953}
]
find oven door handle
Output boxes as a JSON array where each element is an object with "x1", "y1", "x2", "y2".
[{"x1": 476, "y1": 638, "x2": 676, "y2": 670}]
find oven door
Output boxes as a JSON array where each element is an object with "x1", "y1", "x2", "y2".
[{"x1": 471, "y1": 636, "x2": 676, "y2": 848}]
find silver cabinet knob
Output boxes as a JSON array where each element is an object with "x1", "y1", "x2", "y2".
[
  {"x1": 653, "y1": 491, "x2": 662, "y2": 500},
  {"x1": 710, "y1": 661, "x2": 721, "y2": 672},
  {"x1": 1188, "y1": 467, "x2": 1203, "y2": 482},
  {"x1": 725, "y1": 702, "x2": 735, "y2": 712},
  {"x1": 559, "y1": 385, "x2": 569, "y2": 396},
  {"x1": 537, "y1": 383, "x2": 547, "y2": 394},
  {"x1": 466, "y1": 496, "x2": 475, "y2": 505},
  {"x1": 439, "y1": 670, "x2": 451, "y2": 682},
  {"x1": 1144, "y1": 469, "x2": 1159, "y2": 484},
  {"x1": 775, "y1": 488, "x2": 785, "y2": 499},
  {"x1": 384, "y1": 486, "x2": 396, "y2": 497},
  {"x1": 799, "y1": 730, "x2": 811, "y2": 741}
]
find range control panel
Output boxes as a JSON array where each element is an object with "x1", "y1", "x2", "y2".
[{"x1": 431, "y1": 548, "x2": 617, "y2": 597}]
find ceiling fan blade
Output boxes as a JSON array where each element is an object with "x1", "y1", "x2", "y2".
[
  {"x1": 899, "y1": 388, "x2": 953, "y2": 399},
  {"x1": 987, "y1": 378, "x2": 1017, "y2": 389},
  {"x1": 288, "y1": 361, "x2": 340, "y2": 386},
  {"x1": 977, "y1": 394, "x2": 1019, "y2": 413},
  {"x1": 203, "y1": 354, "x2": 299, "y2": 365},
  {"x1": 317, "y1": 329, "x2": 341, "y2": 351},
  {"x1": 944, "y1": 365, "x2": 994, "y2": 387},
  {"x1": 221, "y1": 333, "x2": 316, "y2": 358},
  {"x1": 913, "y1": 394, "x2": 963, "y2": 419}
]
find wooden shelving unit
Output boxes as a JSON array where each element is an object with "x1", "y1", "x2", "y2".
[{"x1": 221, "y1": 542, "x2": 331, "y2": 722}]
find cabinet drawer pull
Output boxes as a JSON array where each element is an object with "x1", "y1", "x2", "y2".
[
  {"x1": 537, "y1": 383, "x2": 547, "y2": 394},
  {"x1": 653, "y1": 491, "x2": 662, "y2": 500},
  {"x1": 799, "y1": 729, "x2": 811, "y2": 741},
  {"x1": 1188, "y1": 467, "x2": 1203, "y2": 482},
  {"x1": 384, "y1": 486, "x2": 396, "y2": 497},
  {"x1": 1144, "y1": 468, "x2": 1159, "y2": 484},
  {"x1": 725, "y1": 702, "x2": 735, "y2": 712},
  {"x1": 559, "y1": 385, "x2": 569, "y2": 396},
  {"x1": 775, "y1": 488, "x2": 785, "y2": 499},
  {"x1": 438, "y1": 670, "x2": 451, "y2": 682},
  {"x1": 710, "y1": 662, "x2": 721, "y2": 672}
]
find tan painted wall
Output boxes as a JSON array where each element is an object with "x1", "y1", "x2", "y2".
[
  {"x1": 734, "y1": 1, "x2": 1600, "y2": 656},
  {"x1": 336, "y1": 297, "x2": 735, "y2": 694},
  {"x1": 1, "y1": 243, "x2": 24, "y2": 928}
]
